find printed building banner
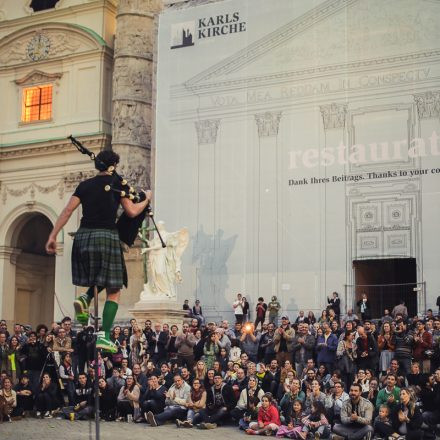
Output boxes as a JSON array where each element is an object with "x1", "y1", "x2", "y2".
[{"x1": 154, "y1": 0, "x2": 440, "y2": 321}]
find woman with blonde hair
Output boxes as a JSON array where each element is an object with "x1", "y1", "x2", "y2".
[{"x1": 194, "y1": 360, "x2": 207, "y2": 382}]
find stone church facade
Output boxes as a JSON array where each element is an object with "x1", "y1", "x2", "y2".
[{"x1": 0, "y1": 0, "x2": 166, "y2": 327}]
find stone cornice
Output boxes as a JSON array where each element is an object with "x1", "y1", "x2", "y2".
[
  {"x1": 14, "y1": 69, "x2": 62, "y2": 85},
  {"x1": 0, "y1": 134, "x2": 111, "y2": 160}
]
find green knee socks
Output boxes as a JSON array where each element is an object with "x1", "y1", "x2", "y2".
[{"x1": 102, "y1": 300, "x2": 118, "y2": 340}]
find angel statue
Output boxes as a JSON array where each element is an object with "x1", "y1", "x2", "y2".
[{"x1": 140, "y1": 221, "x2": 189, "y2": 300}]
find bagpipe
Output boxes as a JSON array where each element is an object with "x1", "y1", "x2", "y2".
[{"x1": 68, "y1": 135, "x2": 166, "y2": 248}]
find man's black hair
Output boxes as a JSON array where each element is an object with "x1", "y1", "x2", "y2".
[{"x1": 95, "y1": 150, "x2": 120, "y2": 171}]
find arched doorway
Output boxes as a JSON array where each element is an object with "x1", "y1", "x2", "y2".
[{"x1": 13, "y1": 214, "x2": 55, "y2": 328}]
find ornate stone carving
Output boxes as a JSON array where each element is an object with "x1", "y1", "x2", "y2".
[
  {"x1": 112, "y1": 0, "x2": 162, "y2": 189},
  {"x1": 254, "y1": 111, "x2": 282, "y2": 137},
  {"x1": 320, "y1": 103, "x2": 347, "y2": 130},
  {"x1": 15, "y1": 70, "x2": 62, "y2": 85},
  {"x1": 0, "y1": 27, "x2": 98, "y2": 66},
  {"x1": 414, "y1": 91, "x2": 440, "y2": 120},
  {"x1": 113, "y1": 101, "x2": 151, "y2": 148},
  {"x1": 114, "y1": 23, "x2": 153, "y2": 59},
  {"x1": 1, "y1": 180, "x2": 65, "y2": 204},
  {"x1": 113, "y1": 58, "x2": 152, "y2": 103},
  {"x1": 195, "y1": 119, "x2": 220, "y2": 144}
]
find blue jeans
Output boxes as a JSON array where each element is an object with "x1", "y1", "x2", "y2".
[{"x1": 155, "y1": 405, "x2": 187, "y2": 425}]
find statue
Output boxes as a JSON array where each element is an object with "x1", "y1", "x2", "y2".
[{"x1": 140, "y1": 221, "x2": 189, "y2": 300}]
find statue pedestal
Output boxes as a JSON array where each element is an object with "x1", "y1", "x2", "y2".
[{"x1": 129, "y1": 285, "x2": 187, "y2": 328}]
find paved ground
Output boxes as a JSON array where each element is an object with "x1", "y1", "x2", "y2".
[{"x1": 0, "y1": 418, "x2": 244, "y2": 440}]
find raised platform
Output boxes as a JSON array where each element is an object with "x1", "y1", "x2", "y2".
[{"x1": 129, "y1": 299, "x2": 188, "y2": 328}]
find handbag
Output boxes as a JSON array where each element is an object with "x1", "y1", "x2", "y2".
[{"x1": 336, "y1": 352, "x2": 353, "y2": 374}]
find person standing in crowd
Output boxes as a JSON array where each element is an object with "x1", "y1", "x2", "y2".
[
  {"x1": 175, "y1": 323, "x2": 196, "y2": 370},
  {"x1": 327, "y1": 292, "x2": 341, "y2": 318},
  {"x1": 355, "y1": 326, "x2": 377, "y2": 372},
  {"x1": 413, "y1": 320, "x2": 433, "y2": 373},
  {"x1": 255, "y1": 297, "x2": 268, "y2": 331},
  {"x1": 292, "y1": 323, "x2": 315, "y2": 377},
  {"x1": 394, "y1": 319, "x2": 415, "y2": 376},
  {"x1": 268, "y1": 296, "x2": 281, "y2": 326},
  {"x1": 316, "y1": 322, "x2": 338, "y2": 374},
  {"x1": 336, "y1": 331, "x2": 357, "y2": 392},
  {"x1": 242, "y1": 297, "x2": 250, "y2": 323},
  {"x1": 357, "y1": 293, "x2": 371, "y2": 321},
  {"x1": 192, "y1": 300, "x2": 205, "y2": 326},
  {"x1": 392, "y1": 300, "x2": 409, "y2": 319},
  {"x1": 274, "y1": 316, "x2": 294, "y2": 366},
  {"x1": 260, "y1": 323, "x2": 276, "y2": 364},
  {"x1": 377, "y1": 321, "x2": 395, "y2": 375},
  {"x1": 233, "y1": 293, "x2": 245, "y2": 324},
  {"x1": 148, "y1": 322, "x2": 168, "y2": 366}
]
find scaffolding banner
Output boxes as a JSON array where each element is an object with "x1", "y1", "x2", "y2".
[{"x1": 154, "y1": 0, "x2": 440, "y2": 320}]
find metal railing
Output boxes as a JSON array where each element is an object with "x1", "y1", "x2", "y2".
[{"x1": 344, "y1": 282, "x2": 426, "y2": 318}]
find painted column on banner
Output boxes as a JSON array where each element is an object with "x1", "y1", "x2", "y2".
[
  {"x1": 319, "y1": 103, "x2": 348, "y2": 310},
  {"x1": 414, "y1": 91, "x2": 440, "y2": 311},
  {"x1": 112, "y1": 0, "x2": 163, "y2": 188},
  {"x1": 194, "y1": 119, "x2": 220, "y2": 314},
  {"x1": 254, "y1": 111, "x2": 282, "y2": 298}
]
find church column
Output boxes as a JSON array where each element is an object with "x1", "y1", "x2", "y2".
[
  {"x1": 414, "y1": 91, "x2": 440, "y2": 312},
  {"x1": 0, "y1": 246, "x2": 21, "y2": 327},
  {"x1": 112, "y1": 0, "x2": 163, "y2": 187},
  {"x1": 254, "y1": 111, "x2": 282, "y2": 297},
  {"x1": 194, "y1": 119, "x2": 220, "y2": 312},
  {"x1": 319, "y1": 103, "x2": 348, "y2": 311}
]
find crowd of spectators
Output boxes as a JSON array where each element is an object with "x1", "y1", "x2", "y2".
[{"x1": 1, "y1": 294, "x2": 440, "y2": 440}]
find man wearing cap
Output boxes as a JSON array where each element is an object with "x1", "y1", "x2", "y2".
[{"x1": 273, "y1": 316, "x2": 295, "y2": 366}]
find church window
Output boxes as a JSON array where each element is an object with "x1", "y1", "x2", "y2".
[
  {"x1": 21, "y1": 84, "x2": 53, "y2": 123},
  {"x1": 30, "y1": 0, "x2": 60, "y2": 12}
]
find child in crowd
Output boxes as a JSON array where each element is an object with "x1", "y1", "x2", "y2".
[
  {"x1": 246, "y1": 393, "x2": 281, "y2": 435},
  {"x1": 276, "y1": 399, "x2": 305, "y2": 438},
  {"x1": 300, "y1": 401, "x2": 330, "y2": 440}
]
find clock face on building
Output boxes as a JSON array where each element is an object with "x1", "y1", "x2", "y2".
[{"x1": 27, "y1": 34, "x2": 51, "y2": 61}]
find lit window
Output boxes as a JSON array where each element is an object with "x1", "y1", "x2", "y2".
[{"x1": 22, "y1": 84, "x2": 53, "y2": 123}]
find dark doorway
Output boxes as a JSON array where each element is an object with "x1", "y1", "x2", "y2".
[{"x1": 353, "y1": 258, "x2": 417, "y2": 318}]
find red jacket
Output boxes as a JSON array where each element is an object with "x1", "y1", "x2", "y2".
[
  {"x1": 413, "y1": 330, "x2": 432, "y2": 360},
  {"x1": 258, "y1": 404, "x2": 281, "y2": 426}
]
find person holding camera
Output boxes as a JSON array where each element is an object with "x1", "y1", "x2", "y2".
[{"x1": 240, "y1": 323, "x2": 260, "y2": 363}]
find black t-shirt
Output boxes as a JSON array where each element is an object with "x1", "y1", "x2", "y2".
[{"x1": 73, "y1": 175, "x2": 121, "y2": 229}]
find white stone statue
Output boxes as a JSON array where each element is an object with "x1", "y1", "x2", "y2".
[{"x1": 140, "y1": 221, "x2": 189, "y2": 300}]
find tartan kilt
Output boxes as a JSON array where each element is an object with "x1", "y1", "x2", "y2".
[{"x1": 71, "y1": 228, "x2": 127, "y2": 289}]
